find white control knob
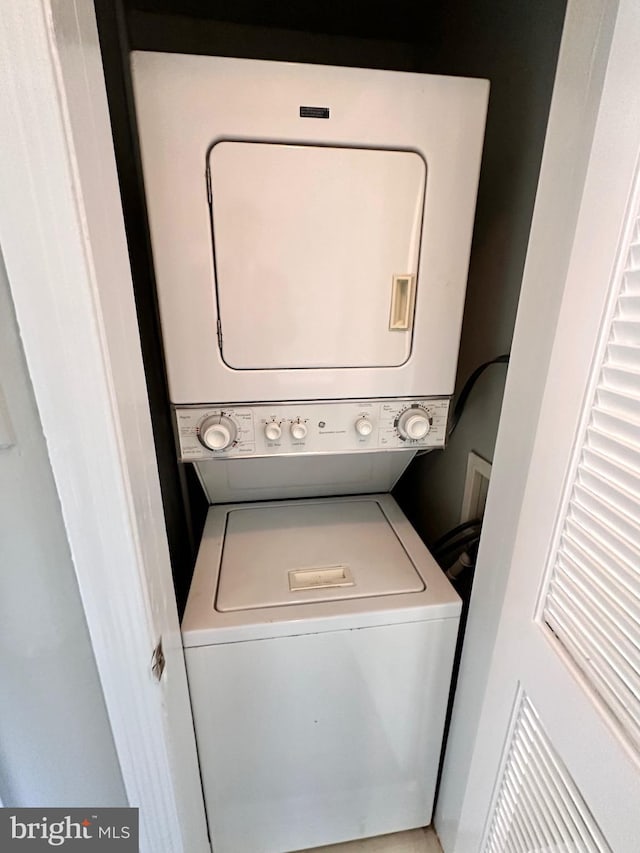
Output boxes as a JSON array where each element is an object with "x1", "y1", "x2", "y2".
[
  {"x1": 397, "y1": 408, "x2": 431, "y2": 441},
  {"x1": 355, "y1": 417, "x2": 373, "y2": 437},
  {"x1": 264, "y1": 421, "x2": 282, "y2": 441},
  {"x1": 198, "y1": 414, "x2": 237, "y2": 451},
  {"x1": 290, "y1": 420, "x2": 308, "y2": 440}
]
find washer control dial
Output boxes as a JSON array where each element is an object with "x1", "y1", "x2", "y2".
[
  {"x1": 290, "y1": 420, "x2": 308, "y2": 440},
  {"x1": 198, "y1": 414, "x2": 238, "y2": 451},
  {"x1": 264, "y1": 421, "x2": 282, "y2": 441},
  {"x1": 355, "y1": 417, "x2": 373, "y2": 437},
  {"x1": 396, "y1": 407, "x2": 431, "y2": 441}
]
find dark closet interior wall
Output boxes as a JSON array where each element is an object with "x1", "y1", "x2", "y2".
[
  {"x1": 95, "y1": 0, "x2": 566, "y2": 606},
  {"x1": 396, "y1": 0, "x2": 567, "y2": 543}
]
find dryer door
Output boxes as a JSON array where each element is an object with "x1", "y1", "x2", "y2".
[{"x1": 209, "y1": 142, "x2": 426, "y2": 370}]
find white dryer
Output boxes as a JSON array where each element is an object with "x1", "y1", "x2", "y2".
[
  {"x1": 183, "y1": 494, "x2": 461, "y2": 853},
  {"x1": 131, "y1": 52, "x2": 489, "y2": 497},
  {"x1": 132, "y1": 53, "x2": 488, "y2": 406}
]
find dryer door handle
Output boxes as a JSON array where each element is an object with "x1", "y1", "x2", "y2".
[{"x1": 388, "y1": 274, "x2": 416, "y2": 331}]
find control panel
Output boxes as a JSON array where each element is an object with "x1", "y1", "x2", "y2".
[{"x1": 174, "y1": 398, "x2": 449, "y2": 461}]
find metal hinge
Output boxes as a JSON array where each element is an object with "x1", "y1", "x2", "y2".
[
  {"x1": 216, "y1": 318, "x2": 223, "y2": 351},
  {"x1": 205, "y1": 164, "x2": 212, "y2": 205},
  {"x1": 151, "y1": 639, "x2": 165, "y2": 682}
]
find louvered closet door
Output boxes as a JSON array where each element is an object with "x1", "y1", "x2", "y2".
[
  {"x1": 451, "y1": 3, "x2": 640, "y2": 851},
  {"x1": 543, "y1": 224, "x2": 640, "y2": 753}
]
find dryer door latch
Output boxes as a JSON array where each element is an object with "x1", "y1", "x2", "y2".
[{"x1": 389, "y1": 274, "x2": 416, "y2": 331}]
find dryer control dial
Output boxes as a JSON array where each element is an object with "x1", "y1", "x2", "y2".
[
  {"x1": 396, "y1": 407, "x2": 431, "y2": 441},
  {"x1": 290, "y1": 420, "x2": 308, "y2": 441},
  {"x1": 198, "y1": 414, "x2": 238, "y2": 451},
  {"x1": 264, "y1": 421, "x2": 282, "y2": 441},
  {"x1": 355, "y1": 417, "x2": 373, "y2": 437}
]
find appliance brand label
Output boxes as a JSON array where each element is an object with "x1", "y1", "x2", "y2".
[
  {"x1": 0, "y1": 809, "x2": 138, "y2": 850},
  {"x1": 299, "y1": 105, "x2": 330, "y2": 118}
]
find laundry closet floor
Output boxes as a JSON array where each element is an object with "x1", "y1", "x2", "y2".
[{"x1": 297, "y1": 827, "x2": 442, "y2": 852}]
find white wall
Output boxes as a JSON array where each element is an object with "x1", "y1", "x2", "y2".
[{"x1": 0, "y1": 248, "x2": 126, "y2": 807}]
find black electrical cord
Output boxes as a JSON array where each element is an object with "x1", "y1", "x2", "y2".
[
  {"x1": 431, "y1": 518, "x2": 482, "y2": 552},
  {"x1": 434, "y1": 530, "x2": 482, "y2": 564},
  {"x1": 448, "y1": 353, "x2": 510, "y2": 438}
]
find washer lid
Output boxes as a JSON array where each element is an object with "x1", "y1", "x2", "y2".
[{"x1": 216, "y1": 499, "x2": 425, "y2": 612}]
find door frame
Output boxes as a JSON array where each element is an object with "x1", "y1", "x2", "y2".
[
  {"x1": 0, "y1": 0, "x2": 620, "y2": 851},
  {"x1": 0, "y1": 3, "x2": 208, "y2": 851}
]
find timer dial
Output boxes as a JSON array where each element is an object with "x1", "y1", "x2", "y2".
[
  {"x1": 198, "y1": 413, "x2": 238, "y2": 450},
  {"x1": 396, "y1": 407, "x2": 431, "y2": 441}
]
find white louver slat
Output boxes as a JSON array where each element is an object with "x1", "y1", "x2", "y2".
[
  {"x1": 484, "y1": 695, "x2": 611, "y2": 853},
  {"x1": 542, "y1": 211, "x2": 640, "y2": 753}
]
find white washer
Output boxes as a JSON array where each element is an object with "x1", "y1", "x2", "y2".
[{"x1": 183, "y1": 494, "x2": 461, "y2": 853}]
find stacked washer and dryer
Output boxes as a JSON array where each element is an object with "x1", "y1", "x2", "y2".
[{"x1": 132, "y1": 53, "x2": 488, "y2": 853}]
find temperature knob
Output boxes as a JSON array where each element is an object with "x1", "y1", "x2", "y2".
[
  {"x1": 264, "y1": 421, "x2": 282, "y2": 441},
  {"x1": 290, "y1": 420, "x2": 308, "y2": 440},
  {"x1": 198, "y1": 414, "x2": 238, "y2": 451},
  {"x1": 355, "y1": 417, "x2": 373, "y2": 437},
  {"x1": 397, "y1": 408, "x2": 431, "y2": 441}
]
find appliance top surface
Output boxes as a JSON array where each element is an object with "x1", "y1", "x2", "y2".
[{"x1": 182, "y1": 494, "x2": 461, "y2": 646}]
